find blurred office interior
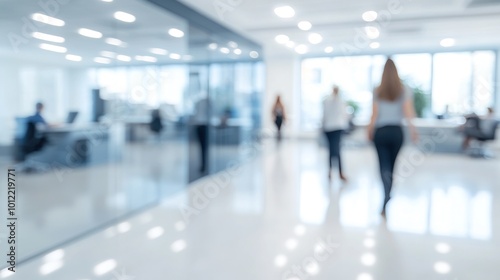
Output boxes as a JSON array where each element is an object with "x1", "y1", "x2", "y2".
[{"x1": 0, "y1": 0, "x2": 499, "y2": 279}]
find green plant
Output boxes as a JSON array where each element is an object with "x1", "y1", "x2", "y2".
[
  {"x1": 412, "y1": 86, "x2": 427, "y2": 118},
  {"x1": 346, "y1": 100, "x2": 360, "y2": 116}
]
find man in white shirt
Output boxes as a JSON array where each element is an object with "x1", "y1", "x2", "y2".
[{"x1": 322, "y1": 85, "x2": 349, "y2": 181}]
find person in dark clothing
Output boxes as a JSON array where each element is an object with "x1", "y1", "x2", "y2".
[
  {"x1": 367, "y1": 59, "x2": 418, "y2": 218},
  {"x1": 149, "y1": 109, "x2": 164, "y2": 140},
  {"x1": 272, "y1": 95, "x2": 286, "y2": 141}
]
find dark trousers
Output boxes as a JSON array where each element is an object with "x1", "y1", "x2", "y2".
[
  {"x1": 325, "y1": 130, "x2": 343, "y2": 173},
  {"x1": 373, "y1": 125, "x2": 403, "y2": 210},
  {"x1": 196, "y1": 125, "x2": 208, "y2": 172}
]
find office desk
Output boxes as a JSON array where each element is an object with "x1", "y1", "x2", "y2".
[
  {"x1": 405, "y1": 118, "x2": 465, "y2": 153},
  {"x1": 16, "y1": 124, "x2": 112, "y2": 167}
]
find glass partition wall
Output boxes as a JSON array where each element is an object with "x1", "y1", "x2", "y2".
[{"x1": 0, "y1": 0, "x2": 263, "y2": 264}]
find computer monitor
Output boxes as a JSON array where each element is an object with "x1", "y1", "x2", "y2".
[{"x1": 66, "y1": 111, "x2": 79, "y2": 124}]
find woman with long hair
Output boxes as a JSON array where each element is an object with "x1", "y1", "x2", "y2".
[
  {"x1": 272, "y1": 95, "x2": 286, "y2": 140},
  {"x1": 367, "y1": 58, "x2": 418, "y2": 218},
  {"x1": 322, "y1": 85, "x2": 348, "y2": 181}
]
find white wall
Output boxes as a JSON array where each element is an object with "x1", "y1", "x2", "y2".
[
  {"x1": 263, "y1": 54, "x2": 302, "y2": 137},
  {"x1": 0, "y1": 58, "x2": 93, "y2": 145}
]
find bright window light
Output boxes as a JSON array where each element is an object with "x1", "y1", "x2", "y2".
[
  {"x1": 114, "y1": 11, "x2": 136, "y2": 23},
  {"x1": 31, "y1": 13, "x2": 65, "y2": 26},
  {"x1": 168, "y1": 28, "x2": 184, "y2": 38},
  {"x1": 298, "y1": 21, "x2": 312, "y2": 31},
  {"x1": 362, "y1": 11, "x2": 378, "y2": 22},
  {"x1": 32, "y1": 32, "x2": 64, "y2": 43},
  {"x1": 274, "y1": 6, "x2": 295, "y2": 18},
  {"x1": 39, "y1": 43, "x2": 67, "y2": 53},
  {"x1": 65, "y1": 54, "x2": 82, "y2": 62},
  {"x1": 78, "y1": 28, "x2": 102, "y2": 39}
]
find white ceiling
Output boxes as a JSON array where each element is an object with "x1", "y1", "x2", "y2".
[
  {"x1": 0, "y1": 0, "x2": 189, "y2": 67},
  {"x1": 179, "y1": 0, "x2": 500, "y2": 57}
]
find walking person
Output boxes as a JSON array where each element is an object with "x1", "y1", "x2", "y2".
[
  {"x1": 272, "y1": 95, "x2": 286, "y2": 141},
  {"x1": 322, "y1": 85, "x2": 349, "y2": 181},
  {"x1": 367, "y1": 58, "x2": 418, "y2": 218}
]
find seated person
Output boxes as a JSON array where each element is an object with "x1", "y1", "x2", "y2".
[
  {"x1": 27, "y1": 102, "x2": 48, "y2": 126},
  {"x1": 462, "y1": 107, "x2": 496, "y2": 149}
]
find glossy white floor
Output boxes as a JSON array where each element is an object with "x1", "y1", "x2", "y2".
[{"x1": 2, "y1": 139, "x2": 499, "y2": 280}]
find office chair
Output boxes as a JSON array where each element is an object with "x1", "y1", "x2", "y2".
[
  {"x1": 467, "y1": 119, "x2": 499, "y2": 158},
  {"x1": 17, "y1": 121, "x2": 49, "y2": 172}
]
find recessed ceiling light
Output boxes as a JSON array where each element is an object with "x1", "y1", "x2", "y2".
[
  {"x1": 308, "y1": 33, "x2": 323, "y2": 44},
  {"x1": 324, "y1": 46, "x2": 334, "y2": 53},
  {"x1": 135, "y1": 55, "x2": 157, "y2": 63},
  {"x1": 114, "y1": 11, "x2": 136, "y2": 23},
  {"x1": 78, "y1": 28, "x2": 102, "y2": 39},
  {"x1": 220, "y1": 47, "x2": 230, "y2": 54},
  {"x1": 440, "y1": 38, "x2": 455, "y2": 47},
  {"x1": 295, "y1": 44, "x2": 308, "y2": 54},
  {"x1": 357, "y1": 273, "x2": 374, "y2": 280},
  {"x1": 101, "y1": 0, "x2": 113, "y2": 2},
  {"x1": 298, "y1": 21, "x2": 312, "y2": 31},
  {"x1": 32, "y1": 32, "x2": 65, "y2": 43},
  {"x1": 149, "y1": 48, "x2": 168, "y2": 55},
  {"x1": 105, "y1": 38, "x2": 126, "y2": 47},
  {"x1": 362, "y1": 11, "x2": 378, "y2": 22},
  {"x1": 208, "y1": 43, "x2": 218, "y2": 50},
  {"x1": 93, "y1": 259, "x2": 117, "y2": 276},
  {"x1": 94, "y1": 57, "x2": 111, "y2": 64},
  {"x1": 228, "y1": 41, "x2": 238, "y2": 48},
  {"x1": 65, "y1": 54, "x2": 82, "y2": 62},
  {"x1": 233, "y1": 48, "x2": 242, "y2": 55},
  {"x1": 168, "y1": 28, "x2": 184, "y2": 38},
  {"x1": 285, "y1": 41, "x2": 295, "y2": 48},
  {"x1": 39, "y1": 43, "x2": 66, "y2": 53},
  {"x1": 370, "y1": 42, "x2": 380, "y2": 49},
  {"x1": 360, "y1": 253, "x2": 376, "y2": 266},
  {"x1": 275, "y1": 34, "x2": 290, "y2": 44},
  {"x1": 169, "y1": 53, "x2": 181, "y2": 60},
  {"x1": 31, "y1": 13, "x2": 65, "y2": 26},
  {"x1": 116, "y1": 55, "x2": 131, "y2": 62},
  {"x1": 249, "y1": 51, "x2": 259, "y2": 58},
  {"x1": 100, "y1": 51, "x2": 116, "y2": 58},
  {"x1": 43, "y1": 249, "x2": 65, "y2": 262},
  {"x1": 274, "y1": 6, "x2": 295, "y2": 18},
  {"x1": 364, "y1": 26, "x2": 380, "y2": 39}
]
